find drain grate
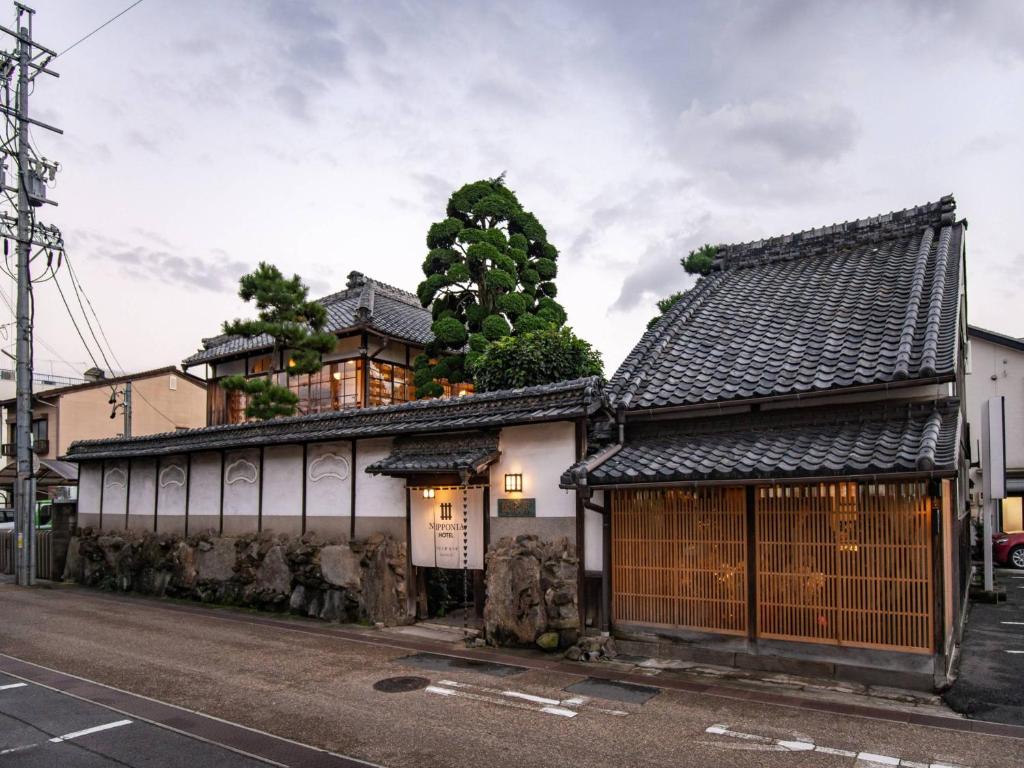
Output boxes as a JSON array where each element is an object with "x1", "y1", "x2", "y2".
[{"x1": 373, "y1": 676, "x2": 431, "y2": 693}]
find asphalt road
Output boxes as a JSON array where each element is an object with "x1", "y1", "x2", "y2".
[
  {"x1": 2, "y1": 582, "x2": 1023, "y2": 768},
  {"x1": 945, "y1": 567, "x2": 1024, "y2": 724},
  {"x1": 0, "y1": 670, "x2": 270, "y2": 767}
]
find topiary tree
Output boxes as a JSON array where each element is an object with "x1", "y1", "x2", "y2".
[
  {"x1": 470, "y1": 327, "x2": 603, "y2": 392},
  {"x1": 413, "y1": 175, "x2": 567, "y2": 398},
  {"x1": 220, "y1": 262, "x2": 337, "y2": 420}
]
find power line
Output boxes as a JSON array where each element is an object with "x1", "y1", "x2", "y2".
[{"x1": 59, "y1": 0, "x2": 146, "y2": 57}]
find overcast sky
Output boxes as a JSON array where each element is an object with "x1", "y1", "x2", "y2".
[{"x1": 7, "y1": 0, "x2": 1024, "y2": 381}]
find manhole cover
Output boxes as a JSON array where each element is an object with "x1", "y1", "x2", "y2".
[{"x1": 373, "y1": 676, "x2": 430, "y2": 693}]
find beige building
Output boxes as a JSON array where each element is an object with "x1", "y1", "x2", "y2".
[
  {"x1": 966, "y1": 326, "x2": 1024, "y2": 532},
  {"x1": 1, "y1": 366, "x2": 207, "y2": 463}
]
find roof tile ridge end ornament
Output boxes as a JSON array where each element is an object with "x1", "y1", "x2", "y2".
[
  {"x1": 918, "y1": 224, "x2": 954, "y2": 377},
  {"x1": 618, "y1": 274, "x2": 724, "y2": 410},
  {"x1": 915, "y1": 409, "x2": 945, "y2": 471},
  {"x1": 355, "y1": 278, "x2": 375, "y2": 323},
  {"x1": 893, "y1": 225, "x2": 936, "y2": 379}
]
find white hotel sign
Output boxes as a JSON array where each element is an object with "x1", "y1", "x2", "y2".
[{"x1": 410, "y1": 486, "x2": 485, "y2": 570}]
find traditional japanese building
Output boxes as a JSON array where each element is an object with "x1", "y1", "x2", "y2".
[
  {"x1": 564, "y1": 195, "x2": 969, "y2": 688},
  {"x1": 184, "y1": 270, "x2": 472, "y2": 426}
]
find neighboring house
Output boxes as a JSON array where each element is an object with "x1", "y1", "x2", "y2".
[
  {"x1": 1, "y1": 366, "x2": 207, "y2": 468},
  {"x1": 965, "y1": 325, "x2": 1024, "y2": 533},
  {"x1": 183, "y1": 271, "x2": 472, "y2": 426},
  {"x1": 0, "y1": 368, "x2": 83, "y2": 504},
  {"x1": 564, "y1": 195, "x2": 969, "y2": 688}
]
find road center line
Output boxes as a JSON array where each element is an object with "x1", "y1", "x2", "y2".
[
  {"x1": 50, "y1": 719, "x2": 132, "y2": 743},
  {"x1": 0, "y1": 682, "x2": 27, "y2": 690}
]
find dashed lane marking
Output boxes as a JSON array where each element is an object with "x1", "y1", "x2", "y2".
[
  {"x1": 1001, "y1": 621, "x2": 1024, "y2": 625},
  {"x1": 704, "y1": 725, "x2": 970, "y2": 767},
  {"x1": 1005, "y1": 650, "x2": 1024, "y2": 654},
  {"x1": 0, "y1": 682, "x2": 27, "y2": 690},
  {"x1": 49, "y1": 719, "x2": 133, "y2": 743},
  {"x1": 0, "y1": 719, "x2": 133, "y2": 757}
]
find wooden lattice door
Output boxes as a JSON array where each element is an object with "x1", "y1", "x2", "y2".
[
  {"x1": 755, "y1": 482, "x2": 934, "y2": 653},
  {"x1": 612, "y1": 487, "x2": 748, "y2": 634}
]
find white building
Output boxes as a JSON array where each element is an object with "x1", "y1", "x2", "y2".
[{"x1": 966, "y1": 325, "x2": 1024, "y2": 532}]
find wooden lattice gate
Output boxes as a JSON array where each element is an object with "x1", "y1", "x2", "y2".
[
  {"x1": 755, "y1": 482, "x2": 934, "y2": 653},
  {"x1": 612, "y1": 488, "x2": 748, "y2": 634}
]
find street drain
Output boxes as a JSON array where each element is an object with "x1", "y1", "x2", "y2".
[{"x1": 373, "y1": 676, "x2": 430, "y2": 693}]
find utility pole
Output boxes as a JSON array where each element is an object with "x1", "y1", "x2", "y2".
[
  {"x1": 110, "y1": 382, "x2": 131, "y2": 437},
  {"x1": 1, "y1": 2, "x2": 62, "y2": 586}
]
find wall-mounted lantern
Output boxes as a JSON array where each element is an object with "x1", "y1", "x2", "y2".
[
  {"x1": 422, "y1": 488, "x2": 436, "y2": 499},
  {"x1": 504, "y1": 473, "x2": 523, "y2": 493}
]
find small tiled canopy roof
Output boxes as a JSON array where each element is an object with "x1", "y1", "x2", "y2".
[
  {"x1": 610, "y1": 196, "x2": 965, "y2": 411},
  {"x1": 365, "y1": 433, "x2": 500, "y2": 477},
  {"x1": 562, "y1": 400, "x2": 961, "y2": 487},
  {"x1": 183, "y1": 271, "x2": 433, "y2": 366},
  {"x1": 64, "y1": 377, "x2": 603, "y2": 462}
]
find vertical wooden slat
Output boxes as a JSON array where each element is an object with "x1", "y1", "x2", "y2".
[{"x1": 755, "y1": 479, "x2": 933, "y2": 654}]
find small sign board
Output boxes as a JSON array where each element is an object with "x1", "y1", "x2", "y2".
[
  {"x1": 498, "y1": 498, "x2": 536, "y2": 518},
  {"x1": 982, "y1": 397, "x2": 1006, "y2": 500}
]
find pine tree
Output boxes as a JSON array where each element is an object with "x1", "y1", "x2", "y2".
[{"x1": 220, "y1": 262, "x2": 336, "y2": 420}]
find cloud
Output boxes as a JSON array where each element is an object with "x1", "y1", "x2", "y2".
[
  {"x1": 79, "y1": 232, "x2": 249, "y2": 293},
  {"x1": 610, "y1": 232, "x2": 703, "y2": 312}
]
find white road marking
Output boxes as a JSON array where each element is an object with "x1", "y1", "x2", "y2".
[
  {"x1": 0, "y1": 744, "x2": 36, "y2": 756},
  {"x1": 0, "y1": 682, "x2": 27, "y2": 690},
  {"x1": 1005, "y1": 650, "x2": 1024, "y2": 654},
  {"x1": 436, "y1": 679, "x2": 627, "y2": 716},
  {"x1": 1001, "y1": 621, "x2": 1024, "y2": 625},
  {"x1": 705, "y1": 725, "x2": 971, "y2": 767},
  {"x1": 539, "y1": 706, "x2": 579, "y2": 718},
  {"x1": 49, "y1": 719, "x2": 132, "y2": 743},
  {"x1": 426, "y1": 684, "x2": 577, "y2": 717}
]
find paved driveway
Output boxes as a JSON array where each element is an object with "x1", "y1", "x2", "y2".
[{"x1": 945, "y1": 567, "x2": 1024, "y2": 724}]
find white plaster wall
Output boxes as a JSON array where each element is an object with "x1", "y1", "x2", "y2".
[
  {"x1": 156, "y1": 456, "x2": 188, "y2": 519},
  {"x1": 128, "y1": 459, "x2": 158, "y2": 521},
  {"x1": 188, "y1": 452, "x2": 222, "y2": 518},
  {"x1": 323, "y1": 336, "x2": 362, "y2": 362},
  {"x1": 489, "y1": 422, "x2": 577, "y2": 518},
  {"x1": 100, "y1": 460, "x2": 129, "y2": 524},
  {"x1": 213, "y1": 359, "x2": 245, "y2": 377},
  {"x1": 355, "y1": 438, "x2": 406, "y2": 517},
  {"x1": 263, "y1": 445, "x2": 303, "y2": 518},
  {"x1": 77, "y1": 463, "x2": 102, "y2": 518},
  {"x1": 584, "y1": 489, "x2": 605, "y2": 573},
  {"x1": 223, "y1": 448, "x2": 261, "y2": 518},
  {"x1": 306, "y1": 441, "x2": 352, "y2": 518},
  {"x1": 966, "y1": 336, "x2": 1024, "y2": 470}
]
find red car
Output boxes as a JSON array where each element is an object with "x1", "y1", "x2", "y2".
[{"x1": 994, "y1": 531, "x2": 1024, "y2": 569}]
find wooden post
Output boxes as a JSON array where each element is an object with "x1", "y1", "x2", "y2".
[
  {"x1": 183, "y1": 453, "x2": 191, "y2": 537},
  {"x1": 257, "y1": 447, "x2": 264, "y2": 533},
  {"x1": 574, "y1": 417, "x2": 587, "y2": 631},
  {"x1": 98, "y1": 459, "x2": 105, "y2": 530},
  {"x1": 218, "y1": 451, "x2": 225, "y2": 535},
  {"x1": 746, "y1": 485, "x2": 757, "y2": 642},
  {"x1": 301, "y1": 444, "x2": 308, "y2": 535},
  {"x1": 405, "y1": 486, "x2": 415, "y2": 618},
  {"x1": 602, "y1": 492, "x2": 611, "y2": 633},
  {"x1": 349, "y1": 440, "x2": 357, "y2": 541}
]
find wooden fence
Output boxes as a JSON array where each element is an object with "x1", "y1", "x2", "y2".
[
  {"x1": 0, "y1": 529, "x2": 57, "y2": 580},
  {"x1": 755, "y1": 481, "x2": 934, "y2": 653},
  {"x1": 612, "y1": 487, "x2": 748, "y2": 634}
]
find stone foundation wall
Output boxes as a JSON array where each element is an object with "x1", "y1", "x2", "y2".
[
  {"x1": 484, "y1": 535, "x2": 580, "y2": 649},
  {"x1": 64, "y1": 528, "x2": 409, "y2": 626}
]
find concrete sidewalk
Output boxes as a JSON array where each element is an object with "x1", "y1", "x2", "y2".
[{"x1": 945, "y1": 567, "x2": 1024, "y2": 724}]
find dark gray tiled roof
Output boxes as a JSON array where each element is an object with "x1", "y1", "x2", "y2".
[
  {"x1": 183, "y1": 272, "x2": 433, "y2": 366},
  {"x1": 563, "y1": 399, "x2": 960, "y2": 487},
  {"x1": 64, "y1": 377, "x2": 603, "y2": 462},
  {"x1": 365, "y1": 432, "x2": 500, "y2": 476},
  {"x1": 611, "y1": 196, "x2": 964, "y2": 411}
]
